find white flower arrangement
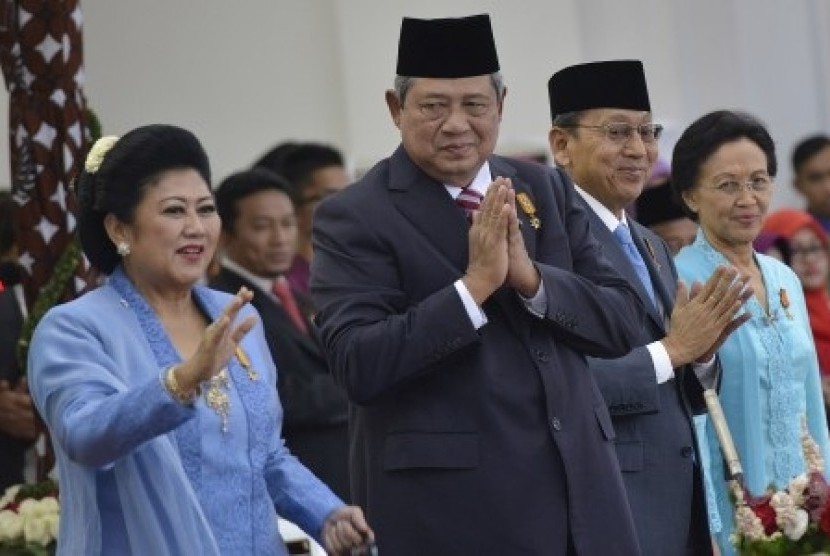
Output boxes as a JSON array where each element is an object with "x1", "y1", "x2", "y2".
[
  {"x1": 0, "y1": 480, "x2": 59, "y2": 555},
  {"x1": 84, "y1": 135, "x2": 119, "y2": 173},
  {"x1": 729, "y1": 419, "x2": 830, "y2": 555}
]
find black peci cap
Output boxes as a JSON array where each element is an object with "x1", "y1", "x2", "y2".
[
  {"x1": 548, "y1": 60, "x2": 650, "y2": 121},
  {"x1": 396, "y1": 14, "x2": 499, "y2": 78}
]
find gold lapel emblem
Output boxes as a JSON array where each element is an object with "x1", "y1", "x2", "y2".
[
  {"x1": 516, "y1": 192, "x2": 541, "y2": 229},
  {"x1": 643, "y1": 237, "x2": 661, "y2": 271}
]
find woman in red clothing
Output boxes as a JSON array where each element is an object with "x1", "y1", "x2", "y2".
[{"x1": 762, "y1": 208, "x2": 830, "y2": 397}]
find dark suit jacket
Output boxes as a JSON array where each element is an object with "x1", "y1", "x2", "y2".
[
  {"x1": 578, "y1": 198, "x2": 712, "y2": 556},
  {"x1": 311, "y1": 146, "x2": 648, "y2": 554},
  {"x1": 0, "y1": 288, "x2": 27, "y2": 491},
  {"x1": 209, "y1": 268, "x2": 350, "y2": 500}
]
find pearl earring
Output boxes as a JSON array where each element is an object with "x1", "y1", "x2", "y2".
[{"x1": 116, "y1": 242, "x2": 131, "y2": 257}]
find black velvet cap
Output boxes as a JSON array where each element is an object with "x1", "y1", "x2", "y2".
[
  {"x1": 396, "y1": 14, "x2": 499, "y2": 77},
  {"x1": 548, "y1": 60, "x2": 650, "y2": 121},
  {"x1": 635, "y1": 181, "x2": 687, "y2": 227}
]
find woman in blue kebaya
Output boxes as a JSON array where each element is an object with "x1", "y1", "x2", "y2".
[
  {"x1": 671, "y1": 110, "x2": 830, "y2": 555},
  {"x1": 27, "y1": 125, "x2": 373, "y2": 555}
]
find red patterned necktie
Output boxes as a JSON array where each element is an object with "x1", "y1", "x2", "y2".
[
  {"x1": 456, "y1": 187, "x2": 483, "y2": 222},
  {"x1": 272, "y1": 278, "x2": 309, "y2": 334}
]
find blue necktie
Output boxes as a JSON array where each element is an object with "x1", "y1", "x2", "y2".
[{"x1": 613, "y1": 224, "x2": 656, "y2": 306}]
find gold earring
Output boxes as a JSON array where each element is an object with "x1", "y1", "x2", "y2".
[{"x1": 116, "y1": 242, "x2": 131, "y2": 257}]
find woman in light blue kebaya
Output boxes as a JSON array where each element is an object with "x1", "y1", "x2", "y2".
[
  {"x1": 28, "y1": 125, "x2": 373, "y2": 555},
  {"x1": 671, "y1": 110, "x2": 830, "y2": 555}
]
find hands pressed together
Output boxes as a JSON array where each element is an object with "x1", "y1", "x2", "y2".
[
  {"x1": 662, "y1": 265, "x2": 753, "y2": 367},
  {"x1": 462, "y1": 177, "x2": 539, "y2": 305}
]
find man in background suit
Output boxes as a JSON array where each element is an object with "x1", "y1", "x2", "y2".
[
  {"x1": 547, "y1": 60, "x2": 750, "y2": 555},
  {"x1": 311, "y1": 15, "x2": 649, "y2": 554},
  {"x1": 211, "y1": 168, "x2": 349, "y2": 501},
  {"x1": 0, "y1": 190, "x2": 35, "y2": 491}
]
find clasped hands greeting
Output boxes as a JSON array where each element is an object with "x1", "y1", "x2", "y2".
[
  {"x1": 169, "y1": 287, "x2": 374, "y2": 555},
  {"x1": 463, "y1": 177, "x2": 539, "y2": 305}
]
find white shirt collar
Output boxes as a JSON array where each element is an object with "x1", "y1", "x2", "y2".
[
  {"x1": 573, "y1": 183, "x2": 630, "y2": 232},
  {"x1": 444, "y1": 161, "x2": 492, "y2": 199},
  {"x1": 221, "y1": 257, "x2": 275, "y2": 293}
]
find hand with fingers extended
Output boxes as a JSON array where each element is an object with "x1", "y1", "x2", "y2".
[
  {"x1": 321, "y1": 505, "x2": 375, "y2": 555},
  {"x1": 0, "y1": 378, "x2": 37, "y2": 441},
  {"x1": 504, "y1": 178, "x2": 540, "y2": 297},
  {"x1": 462, "y1": 177, "x2": 512, "y2": 305},
  {"x1": 173, "y1": 287, "x2": 258, "y2": 394},
  {"x1": 661, "y1": 265, "x2": 753, "y2": 367}
]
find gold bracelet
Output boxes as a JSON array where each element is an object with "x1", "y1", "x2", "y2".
[{"x1": 163, "y1": 365, "x2": 198, "y2": 405}]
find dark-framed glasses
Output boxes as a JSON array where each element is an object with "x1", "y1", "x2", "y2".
[
  {"x1": 567, "y1": 122, "x2": 663, "y2": 144},
  {"x1": 709, "y1": 175, "x2": 774, "y2": 196}
]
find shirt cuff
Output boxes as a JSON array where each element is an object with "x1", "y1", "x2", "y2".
[
  {"x1": 693, "y1": 355, "x2": 718, "y2": 390},
  {"x1": 518, "y1": 279, "x2": 547, "y2": 318},
  {"x1": 646, "y1": 341, "x2": 675, "y2": 384},
  {"x1": 454, "y1": 280, "x2": 488, "y2": 329}
]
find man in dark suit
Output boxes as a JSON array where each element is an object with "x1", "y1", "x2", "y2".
[
  {"x1": 311, "y1": 15, "x2": 649, "y2": 554},
  {"x1": 547, "y1": 60, "x2": 750, "y2": 555},
  {"x1": 211, "y1": 168, "x2": 350, "y2": 501}
]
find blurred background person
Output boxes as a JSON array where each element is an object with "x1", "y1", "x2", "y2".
[
  {"x1": 761, "y1": 208, "x2": 830, "y2": 406},
  {"x1": 635, "y1": 160, "x2": 698, "y2": 255},
  {"x1": 0, "y1": 190, "x2": 36, "y2": 492},
  {"x1": 28, "y1": 126, "x2": 371, "y2": 555},
  {"x1": 791, "y1": 134, "x2": 830, "y2": 234},
  {"x1": 212, "y1": 167, "x2": 349, "y2": 501},
  {"x1": 254, "y1": 142, "x2": 349, "y2": 298},
  {"x1": 672, "y1": 110, "x2": 830, "y2": 556}
]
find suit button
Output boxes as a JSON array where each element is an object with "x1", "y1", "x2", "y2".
[
  {"x1": 681, "y1": 446, "x2": 694, "y2": 458},
  {"x1": 551, "y1": 417, "x2": 562, "y2": 432},
  {"x1": 535, "y1": 349, "x2": 550, "y2": 362}
]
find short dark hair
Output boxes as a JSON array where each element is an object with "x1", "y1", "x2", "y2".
[
  {"x1": 254, "y1": 142, "x2": 344, "y2": 194},
  {"x1": 671, "y1": 110, "x2": 776, "y2": 221},
  {"x1": 791, "y1": 134, "x2": 830, "y2": 175},
  {"x1": 76, "y1": 124, "x2": 211, "y2": 274},
  {"x1": 0, "y1": 190, "x2": 15, "y2": 255},
  {"x1": 214, "y1": 167, "x2": 297, "y2": 235}
]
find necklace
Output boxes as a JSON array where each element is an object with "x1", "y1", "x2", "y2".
[
  {"x1": 205, "y1": 369, "x2": 230, "y2": 433},
  {"x1": 203, "y1": 347, "x2": 258, "y2": 433}
]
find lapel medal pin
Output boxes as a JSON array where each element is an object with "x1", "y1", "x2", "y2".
[{"x1": 516, "y1": 192, "x2": 541, "y2": 229}]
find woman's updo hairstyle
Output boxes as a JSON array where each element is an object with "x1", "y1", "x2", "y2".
[{"x1": 76, "y1": 124, "x2": 211, "y2": 274}]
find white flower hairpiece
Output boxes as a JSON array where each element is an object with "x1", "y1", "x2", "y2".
[{"x1": 84, "y1": 135, "x2": 120, "y2": 173}]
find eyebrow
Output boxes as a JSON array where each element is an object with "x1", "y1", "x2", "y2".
[{"x1": 160, "y1": 195, "x2": 214, "y2": 203}]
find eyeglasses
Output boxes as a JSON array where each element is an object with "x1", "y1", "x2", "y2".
[
  {"x1": 790, "y1": 244, "x2": 827, "y2": 260},
  {"x1": 413, "y1": 100, "x2": 493, "y2": 120},
  {"x1": 565, "y1": 122, "x2": 663, "y2": 145},
  {"x1": 707, "y1": 176, "x2": 774, "y2": 196}
]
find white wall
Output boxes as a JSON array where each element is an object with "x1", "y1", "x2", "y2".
[{"x1": 1, "y1": 0, "x2": 828, "y2": 212}]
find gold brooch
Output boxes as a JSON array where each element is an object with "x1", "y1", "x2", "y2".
[
  {"x1": 236, "y1": 346, "x2": 258, "y2": 381},
  {"x1": 643, "y1": 237, "x2": 661, "y2": 271},
  {"x1": 516, "y1": 192, "x2": 541, "y2": 229},
  {"x1": 205, "y1": 369, "x2": 231, "y2": 433},
  {"x1": 780, "y1": 288, "x2": 793, "y2": 320}
]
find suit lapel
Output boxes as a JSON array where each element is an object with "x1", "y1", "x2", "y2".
[
  {"x1": 388, "y1": 147, "x2": 470, "y2": 274},
  {"x1": 578, "y1": 198, "x2": 664, "y2": 331},
  {"x1": 630, "y1": 222, "x2": 676, "y2": 315},
  {"x1": 216, "y1": 268, "x2": 321, "y2": 354}
]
